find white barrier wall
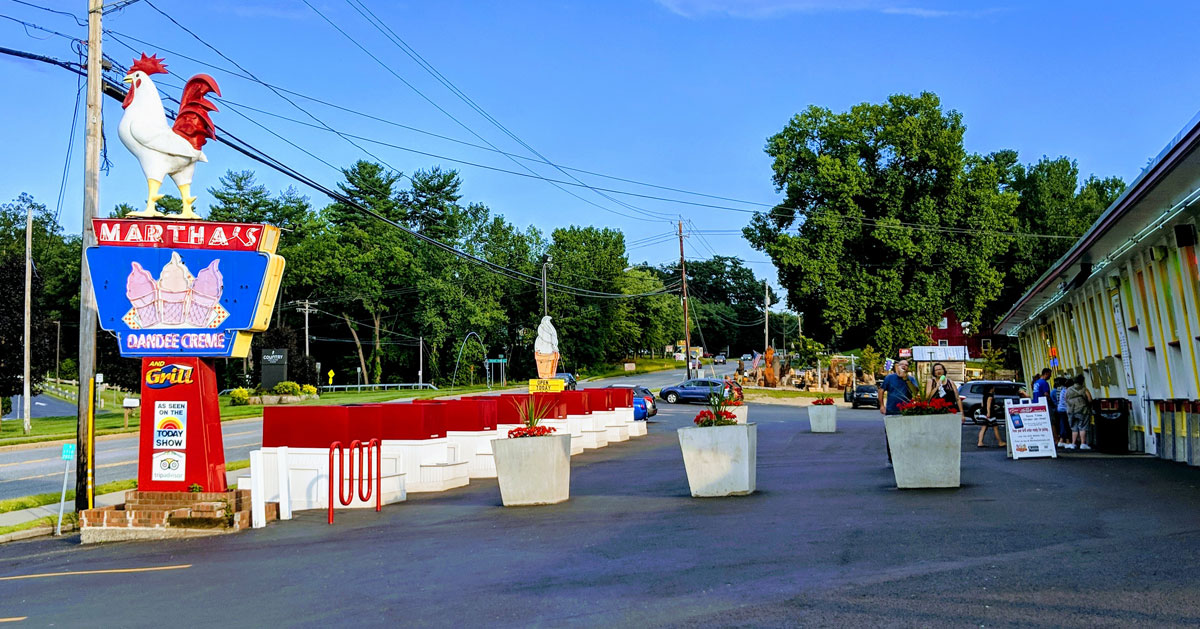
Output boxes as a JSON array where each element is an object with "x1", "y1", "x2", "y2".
[
  {"x1": 382, "y1": 438, "x2": 470, "y2": 493},
  {"x1": 246, "y1": 446, "x2": 407, "y2": 512},
  {"x1": 447, "y1": 430, "x2": 498, "y2": 478}
]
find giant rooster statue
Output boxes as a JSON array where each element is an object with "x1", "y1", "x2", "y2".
[{"x1": 118, "y1": 53, "x2": 221, "y2": 220}]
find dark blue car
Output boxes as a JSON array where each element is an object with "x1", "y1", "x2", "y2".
[{"x1": 659, "y1": 378, "x2": 731, "y2": 404}]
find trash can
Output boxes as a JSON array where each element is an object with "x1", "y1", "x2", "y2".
[{"x1": 1092, "y1": 398, "x2": 1130, "y2": 455}]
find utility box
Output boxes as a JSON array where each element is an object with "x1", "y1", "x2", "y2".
[
  {"x1": 262, "y1": 349, "x2": 288, "y2": 391},
  {"x1": 1092, "y1": 398, "x2": 1130, "y2": 455}
]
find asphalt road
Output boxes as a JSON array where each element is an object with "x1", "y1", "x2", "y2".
[
  {"x1": 0, "y1": 418, "x2": 264, "y2": 501},
  {"x1": 1, "y1": 394, "x2": 77, "y2": 420},
  {"x1": 5, "y1": 403, "x2": 1200, "y2": 626}
]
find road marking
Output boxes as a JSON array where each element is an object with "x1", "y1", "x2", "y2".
[
  {"x1": 0, "y1": 564, "x2": 191, "y2": 581},
  {"x1": 0, "y1": 456, "x2": 56, "y2": 469},
  {"x1": 0, "y1": 617, "x2": 27, "y2": 622}
]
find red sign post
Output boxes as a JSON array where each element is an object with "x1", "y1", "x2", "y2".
[{"x1": 136, "y1": 358, "x2": 227, "y2": 492}]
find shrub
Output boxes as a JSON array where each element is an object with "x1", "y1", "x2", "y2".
[
  {"x1": 229, "y1": 388, "x2": 250, "y2": 406},
  {"x1": 272, "y1": 381, "x2": 302, "y2": 396},
  {"x1": 301, "y1": 384, "x2": 318, "y2": 396}
]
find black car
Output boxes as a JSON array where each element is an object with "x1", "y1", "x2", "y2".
[
  {"x1": 607, "y1": 384, "x2": 657, "y2": 417},
  {"x1": 844, "y1": 384, "x2": 880, "y2": 409},
  {"x1": 713, "y1": 354, "x2": 727, "y2": 365},
  {"x1": 555, "y1": 372, "x2": 578, "y2": 390}
]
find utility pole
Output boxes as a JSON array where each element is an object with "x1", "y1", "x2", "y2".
[
  {"x1": 418, "y1": 336, "x2": 423, "y2": 387},
  {"x1": 23, "y1": 185, "x2": 32, "y2": 435},
  {"x1": 298, "y1": 300, "x2": 313, "y2": 357},
  {"x1": 54, "y1": 320, "x2": 60, "y2": 384},
  {"x1": 76, "y1": 0, "x2": 103, "y2": 512},
  {"x1": 679, "y1": 221, "x2": 692, "y2": 380},
  {"x1": 763, "y1": 280, "x2": 770, "y2": 356},
  {"x1": 541, "y1": 255, "x2": 552, "y2": 317}
]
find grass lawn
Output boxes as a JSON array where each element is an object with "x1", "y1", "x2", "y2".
[
  {"x1": 2, "y1": 385, "x2": 502, "y2": 447},
  {"x1": 0, "y1": 479, "x2": 138, "y2": 515},
  {"x1": 44, "y1": 381, "x2": 135, "y2": 414},
  {"x1": 0, "y1": 513, "x2": 77, "y2": 537},
  {"x1": 579, "y1": 358, "x2": 683, "y2": 380}
]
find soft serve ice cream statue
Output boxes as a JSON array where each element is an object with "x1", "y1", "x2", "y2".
[{"x1": 534, "y1": 316, "x2": 560, "y2": 379}]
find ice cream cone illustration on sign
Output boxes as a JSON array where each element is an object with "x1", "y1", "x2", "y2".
[
  {"x1": 158, "y1": 252, "x2": 192, "y2": 325},
  {"x1": 187, "y1": 259, "x2": 223, "y2": 326},
  {"x1": 534, "y1": 316, "x2": 560, "y2": 379},
  {"x1": 126, "y1": 261, "x2": 161, "y2": 328}
]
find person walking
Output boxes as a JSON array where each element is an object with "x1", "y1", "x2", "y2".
[
  {"x1": 879, "y1": 359, "x2": 919, "y2": 464},
  {"x1": 978, "y1": 385, "x2": 1008, "y2": 448},
  {"x1": 924, "y1": 362, "x2": 964, "y2": 416},
  {"x1": 1064, "y1": 374, "x2": 1093, "y2": 450}
]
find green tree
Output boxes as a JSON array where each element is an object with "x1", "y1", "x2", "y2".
[
  {"x1": 0, "y1": 195, "x2": 67, "y2": 424},
  {"x1": 745, "y1": 92, "x2": 1019, "y2": 354},
  {"x1": 984, "y1": 157, "x2": 1125, "y2": 325}
]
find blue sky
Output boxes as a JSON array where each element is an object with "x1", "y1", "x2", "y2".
[{"x1": 3, "y1": 0, "x2": 1200, "y2": 291}]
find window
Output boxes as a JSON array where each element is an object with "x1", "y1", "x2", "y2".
[
  {"x1": 938, "y1": 340, "x2": 949, "y2": 347},
  {"x1": 938, "y1": 317, "x2": 949, "y2": 329},
  {"x1": 969, "y1": 384, "x2": 983, "y2": 394},
  {"x1": 981, "y1": 338, "x2": 992, "y2": 351}
]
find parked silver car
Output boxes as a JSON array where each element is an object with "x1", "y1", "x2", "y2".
[{"x1": 957, "y1": 380, "x2": 1027, "y2": 419}]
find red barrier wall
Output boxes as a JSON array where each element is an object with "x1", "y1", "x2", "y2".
[{"x1": 263, "y1": 405, "x2": 349, "y2": 448}]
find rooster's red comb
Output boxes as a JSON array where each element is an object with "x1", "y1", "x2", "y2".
[{"x1": 129, "y1": 53, "x2": 168, "y2": 76}]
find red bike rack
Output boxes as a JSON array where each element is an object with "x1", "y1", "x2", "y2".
[{"x1": 327, "y1": 438, "x2": 382, "y2": 524}]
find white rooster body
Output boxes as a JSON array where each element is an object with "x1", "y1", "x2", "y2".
[{"x1": 118, "y1": 54, "x2": 221, "y2": 219}]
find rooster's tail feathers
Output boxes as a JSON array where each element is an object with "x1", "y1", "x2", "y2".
[{"x1": 172, "y1": 73, "x2": 221, "y2": 151}]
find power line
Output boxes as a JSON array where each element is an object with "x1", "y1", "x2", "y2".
[
  {"x1": 299, "y1": 0, "x2": 668, "y2": 224},
  {"x1": 103, "y1": 26, "x2": 775, "y2": 210},
  {"x1": 343, "y1": 0, "x2": 676, "y2": 222}
]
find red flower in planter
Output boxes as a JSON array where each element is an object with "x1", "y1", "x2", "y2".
[
  {"x1": 508, "y1": 425, "x2": 557, "y2": 438},
  {"x1": 896, "y1": 398, "x2": 956, "y2": 416},
  {"x1": 811, "y1": 397, "x2": 835, "y2": 406}
]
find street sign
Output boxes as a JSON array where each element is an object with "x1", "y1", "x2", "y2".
[
  {"x1": 528, "y1": 378, "x2": 565, "y2": 393},
  {"x1": 61, "y1": 443, "x2": 76, "y2": 461},
  {"x1": 95, "y1": 373, "x2": 104, "y2": 384},
  {"x1": 327, "y1": 369, "x2": 334, "y2": 385},
  {"x1": 485, "y1": 358, "x2": 507, "y2": 364}
]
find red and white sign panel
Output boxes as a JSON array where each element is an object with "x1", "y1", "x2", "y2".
[
  {"x1": 94, "y1": 218, "x2": 276, "y2": 252},
  {"x1": 1005, "y1": 400, "x2": 1057, "y2": 460}
]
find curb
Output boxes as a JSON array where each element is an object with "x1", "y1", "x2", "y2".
[{"x1": 0, "y1": 522, "x2": 78, "y2": 545}]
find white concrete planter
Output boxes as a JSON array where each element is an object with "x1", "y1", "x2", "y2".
[
  {"x1": 808, "y1": 405, "x2": 837, "y2": 433},
  {"x1": 677, "y1": 423, "x2": 757, "y2": 497},
  {"x1": 492, "y1": 434, "x2": 572, "y2": 506},
  {"x1": 730, "y1": 405, "x2": 749, "y2": 424},
  {"x1": 884, "y1": 413, "x2": 962, "y2": 489}
]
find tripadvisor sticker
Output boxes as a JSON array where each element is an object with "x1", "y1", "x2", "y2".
[
  {"x1": 152, "y1": 450, "x2": 186, "y2": 482},
  {"x1": 154, "y1": 401, "x2": 188, "y2": 450}
]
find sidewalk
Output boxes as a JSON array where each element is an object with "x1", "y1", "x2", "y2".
[{"x1": 0, "y1": 468, "x2": 249, "y2": 544}]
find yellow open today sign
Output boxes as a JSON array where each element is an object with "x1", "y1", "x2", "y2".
[{"x1": 528, "y1": 378, "x2": 566, "y2": 393}]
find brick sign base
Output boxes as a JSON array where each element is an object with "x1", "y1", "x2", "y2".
[{"x1": 79, "y1": 490, "x2": 277, "y2": 544}]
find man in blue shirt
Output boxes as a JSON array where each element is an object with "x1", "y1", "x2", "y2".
[
  {"x1": 879, "y1": 359, "x2": 919, "y2": 416},
  {"x1": 879, "y1": 359, "x2": 919, "y2": 465},
  {"x1": 1032, "y1": 368, "x2": 1052, "y2": 403}
]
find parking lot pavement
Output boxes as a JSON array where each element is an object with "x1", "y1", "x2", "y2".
[{"x1": 4, "y1": 405, "x2": 1200, "y2": 626}]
